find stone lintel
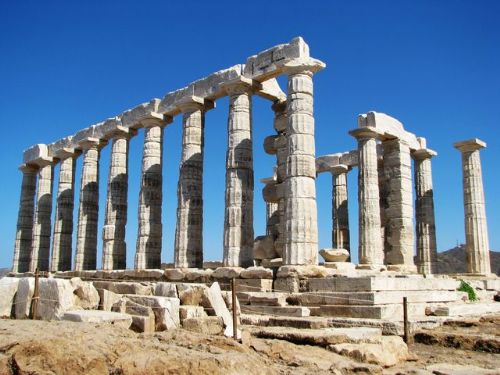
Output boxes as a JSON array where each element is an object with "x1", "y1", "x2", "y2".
[
  {"x1": 454, "y1": 138, "x2": 487, "y2": 153},
  {"x1": 140, "y1": 113, "x2": 173, "y2": 129},
  {"x1": 281, "y1": 58, "x2": 326, "y2": 76},
  {"x1": 330, "y1": 164, "x2": 349, "y2": 175},
  {"x1": 27, "y1": 156, "x2": 54, "y2": 168},
  {"x1": 53, "y1": 147, "x2": 81, "y2": 160},
  {"x1": 103, "y1": 125, "x2": 138, "y2": 140},
  {"x1": 220, "y1": 76, "x2": 261, "y2": 95},
  {"x1": 176, "y1": 95, "x2": 215, "y2": 113},
  {"x1": 77, "y1": 137, "x2": 107, "y2": 150},
  {"x1": 412, "y1": 148, "x2": 437, "y2": 160},
  {"x1": 349, "y1": 127, "x2": 384, "y2": 140}
]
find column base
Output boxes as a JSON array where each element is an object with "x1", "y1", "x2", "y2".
[
  {"x1": 356, "y1": 264, "x2": 387, "y2": 271},
  {"x1": 386, "y1": 264, "x2": 418, "y2": 274}
]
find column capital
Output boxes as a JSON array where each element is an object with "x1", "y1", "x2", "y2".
[
  {"x1": 330, "y1": 164, "x2": 349, "y2": 175},
  {"x1": 454, "y1": 138, "x2": 486, "y2": 153},
  {"x1": 349, "y1": 127, "x2": 383, "y2": 140},
  {"x1": 271, "y1": 99, "x2": 287, "y2": 114},
  {"x1": 18, "y1": 163, "x2": 38, "y2": 173},
  {"x1": 412, "y1": 148, "x2": 437, "y2": 160},
  {"x1": 105, "y1": 125, "x2": 138, "y2": 140},
  {"x1": 281, "y1": 58, "x2": 326, "y2": 76},
  {"x1": 176, "y1": 95, "x2": 215, "y2": 113},
  {"x1": 53, "y1": 147, "x2": 81, "y2": 161},
  {"x1": 141, "y1": 112, "x2": 173, "y2": 129},
  {"x1": 220, "y1": 76, "x2": 260, "y2": 95},
  {"x1": 77, "y1": 137, "x2": 108, "y2": 151}
]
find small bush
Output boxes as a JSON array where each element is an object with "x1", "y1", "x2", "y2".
[{"x1": 457, "y1": 280, "x2": 477, "y2": 301}]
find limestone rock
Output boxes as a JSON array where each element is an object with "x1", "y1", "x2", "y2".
[
  {"x1": 164, "y1": 268, "x2": 185, "y2": 281},
  {"x1": 97, "y1": 288, "x2": 122, "y2": 311},
  {"x1": 253, "y1": 236, "x2": 278, "y2": 260},
  {"x1": 240, "y1": 266, "x2": 273, "y2": 279},
  {"x1": 426, "y1": 363, "x2": 498, "y2": 375},
  {"x1": 221, "y1": 291, "x2": 241, "y2": 314},
  {"x1": 212, "y1": 267, "x2": 244, "y2": 280},
  {"x1": 124, "y1": 295, "x2": 180, "y2": 331},
  {"x1": 0, "y1": 277, "x2": 19, "y2": 317},
  {"x1": 36, "y1": 278, "x2": 77, "y2": 320},
  {"x1": 176, "y1": 283, "x2": 211, "y2": 306},
  {"x1": 184, "y1": 268, "x2": 213, "y2": 283},
  {"x1": 154, "y1": 282, "x2": 178, "y2": 298},
  {"x1": 261, "y1": 258, "x2": 283, "y2": 268},
  {"x1": 319, "y1": 248, "x2": 350, "y2": 262},
  {"x1": 182, "y1": 316, "x2": 224, "y2": 335},
  {"x1": 206, "y1": 282, "x2": 240, "y2": 338},
  {"x1": 179, "y1": 305, "x2": 207, "y2": 321},
  {"x1": 202, "y1": 261, "x2": 223, "y2": 269},
  {"x1": 62, "y1": 310, "x2": 132, "y2": 329},
  {"x1": 131, "y1": 314, "x2": 156, "y2": 333},
  {"x1": 14, "y1": 277, "x2": 35, "y2": 319},
  {"x1": 71, "y1": 278, "x2": 99, "y2": 310},
  {"x1": 277, "y1": 265, "x2": 334, "y2": 279},
  {"x1": 92, "y1": 281, "x2": 153, "y2": 295}
]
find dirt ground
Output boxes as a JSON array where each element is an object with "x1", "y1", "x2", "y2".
[{"x1": 0, "y1": 317, "x2": 498, "y2": 375}]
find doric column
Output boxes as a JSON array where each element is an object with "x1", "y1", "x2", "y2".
[
  {"x1": 12, "y1": 164, "x2": 38, "y2": 272},
  {"x1": 349, "y1": 127, "x2": 384, "y2": 268},
  {"x1": 102, "y1": 127, "x2": 136, "y2": 270},
  {"x1": 282, "y1": 59, "x2": 324, "y2": 265},
  {"x1": 413, "y1": 148, "x2": 438, "y2": 274},
  {"x1": 50, "y1": 149, "x2": 79, "y2": 272},
  {"x1": 75, "y1": 138, "x2": 106, "y2": 271},
  {"x1": 29, "y1": 159, "x2": 55, "y2": 272},
  {"x1": 331, "y1": 164, "x2": 350, "y2": 253},
  {"x1": 221, "y1": 78, "x2": 254, "y2": 267},
  {"x1": 273, "y1": 100, "x2": 287, "y2": 258},
  {"x1": 135, "y1": 116, "x2": 167, "y2": 270},
  {"x1": 382, "y1": 139, "x2": 416, "y2": 272},
  {"x1": 174, "y1": 96, "x2": 208, "y2": 268},
  {"x1": 454, "y1": 139, "x2": 491, "y2": 275}
]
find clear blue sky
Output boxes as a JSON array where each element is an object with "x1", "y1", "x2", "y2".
[{"x1": 0, "y1": 0, "x2": 498, "y2": 269}]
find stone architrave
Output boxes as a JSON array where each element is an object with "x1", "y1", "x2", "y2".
[
  {"x1": 349, "y1": 127, "x2": 384, "y2": 268},
  {"x1": 102, "y1": 127, "x2": 136, "y2": 270},
  {"x1": 282, "y1": 59, "x2": 325, "y2": 265},
  {"x1": 75, "y1": 138, "x2": 106, "y2": 271},
  {"x1": 13, "y1": 164, "x2": 38, "y2": 273},
  {"x1": 331, "y1": 164, "x2": 350, "y2": 254},
  {"x1": 454, "y1": 139, "x2": 491, "y2": 275},
  {"x1": 29, "y1": 159, "x2": 55, "y2": 272},
  {"x1": 51, "y1": 149, "x2": 79, "y2": 272},
  {"x1": 413, "y1": 148, "x2": 438, "y2": 274},
  {"x1": 221, "y1": 78, "x2": 254, "y2": 267},
  {"x1": 174, "y1": 96, "x2": 208, "y2": 269},
  {"x1": 135, "y1": 117, "x2": 167, "y2": 270},
  {"x1": 382, "y1": 139, "x2": 416, "y2": 272}
]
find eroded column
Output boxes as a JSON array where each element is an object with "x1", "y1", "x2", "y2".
[
  {"x1": 454, "y1": 139, "x2": 491, "y2": 275},
  {"x1": 135, "y1": 119, "x2": 166, "y2": 270},
  {"x1": 331, "y1": 165, "x2": 350, "y2": 253},
  {"x1": 174, "y1": 97, "x2": 206, "y2": 268},
  {"x1": 282, "y1": 60, "x2": 324, "y2": 265},
  {"x1": 75, "y1": 138, "x2": 105, "y2": 271},
  {"x1": 51, "y1": 149, "x2": 79, "y2": 272},
  {"x1": 12, "y1": 164, "x2": 38, "y2": 272},
  {"x1": 382, "y1": 139, "x2": 416, "y2": 272},
  {"x1": 350, "y1": 127, "x2": 384, "y2": 268},
  {"x1": 29, "y1": 159, "x2": 55, "y2": 272},
  {"x1": 413, "y1": 148, "x2": 438, "y2": 274},
  {"x1": 222, "y1": 79, "x2": 254, "y2": 267},
  {"x1": 103, "y1": 127, "x2": 135, "y2": 270},
  {"x1": 273, "y1": 101, "x2": 287, "y2": 259}
]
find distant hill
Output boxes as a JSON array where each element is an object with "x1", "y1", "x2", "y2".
[
  {"x1": 437, "y1": 244, "x2": 500, "y2": 275},
  {"x1": 0, "y1": 268, "x2": 10, "y2": 278}
]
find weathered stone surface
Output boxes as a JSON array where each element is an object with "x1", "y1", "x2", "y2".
[
  {"x1": 71, "y1": 278, "x2": 99, "y2": 309},
  {"x1": 124, "y1": 295, "x2": 180, "y2": 330},
  {"x1": 261, "y1": 258, "x2": 283, "y2": 268},
  {"x1": 97, "y1": 288, "x2": 122, "y2": 311},
  {"x1": 323, "y1": 262, "x2": 356, "y2": 273},
  {"x1": 277, "y1": 265, "x2": 333, "y2": 279},
  {"x1": 235, "y1": 278, "x2": 273, "y2": 292},
  {"x1": 184, "y1": 268, "x2": 213, "y2": 283},
  {"x1": 240, "y1": 266, "x2": 273, "y2": 279},
  {"x1": 319, "y1": 248, "x2": 350, "y2": 262},
  {"x1": 202, "y1": 261, "x2": 223, "y2": 269},
  {"x1": 36, "y1": 278, "x2": 76, "y2": 320},
  {"x1": 0, "y1": 277, "x2": 19, "y2": 317},
  {"x1": 274, "y1": 277, "x2": 300, "y2": 293},
  {"x1": 179, "y1": 305, "x2": 207, "y2": 321},
  {"x1": 182, "y1": 316, "x2": 224, "y2": 335},
  {"x1": 164, "y1": 268, "x2": 185, "y2": 281},
  {"x1": 331, "y1": 165, "x2": 350, "y2": 253},
  {"x1": 112, "y1": 297, "x2": 154, "y2": 317},
  {"x1": 426, "y1": 363, "x2": 498, "y2": 375},
  {"x1": 176, "y1": 283, "x2": 210, "y2": 306},
  {"x1": 239, "y1": 292, "x2": 288, "y2": 306},
  {"x1": 212, "y1": 267, "x2": 244, "y2": 280},
  {"x1": 62, "y1": 310, "x2": 132, "y2": 329},
  {"x1": 92, "y1": 281, "x2": 153, "y2": 296},
  {"x1": 427, "y1": 302, "x2": 500, "y2": 317},
  {"x1": 154, "y1": 282, "x2": 178, "y2": 298},
  {"x1": 253, "y1": 235, "x2": 278, "y2": 260},
  {"x1": 131, "y1": 314, "x2": 156, "y2": 333},
  {"x1": 242, "y1": 305, "x2": 310, "y2": 317},
  {"x1": 206, "y1": 282, "x2": 240, "y2": 338},
  {"x1": 15, "y1": 277, "x2": 35, "y2": 318}
]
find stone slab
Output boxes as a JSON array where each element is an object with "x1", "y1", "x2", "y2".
[
  {"x1": 429, "y1": 302, "x2": 500, "y2": 317},
  {"x1": 207, "y1": 282, "x2": 240, "y2": 338},
  {"x1": 93, "y1": 281, "x2": 153, "y2": 295},
  {"x1": 62, "y1": 310, "x2": 132, "y2": 329},
  {"x1": 124, "y1": 294, "x2": 180, "y2": 330},
  {"x1": 235, "y1": 278, "x2": 273, "y2": 292},
  {"x1": 241, "y1": 305, "x2": 311, "y2": 317},
  {"x1": 97, "y1": 288, "x2": 122, "y2": 311},
  {"x1": 179, "y1": 305, "x2": 207, "y2": 320},
  {"x1": 154, "y1": 282, "x2": 178, "y2": 298},
  {"x1": 182, "y1": 316, "x2": 224, "y2": 335},
  {"x1": 14, "y1": 277, "x2": 35, "y2": 319},
  {"x1": 318, "y1": 303, "x2": 428, "y2": 320},
  {"x1": 0, "y1": 277, "x2": 19, "y2": 317}
]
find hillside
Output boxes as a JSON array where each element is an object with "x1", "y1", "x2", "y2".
[{"x1": 437, "y1": 245, "x2": 500, "y2": 275}]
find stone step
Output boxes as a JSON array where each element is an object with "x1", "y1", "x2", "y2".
[
  {"x1": 241, "y1": 305, "x2": 310, "y2": 317},
  {"x1": 237, "y1": 291, "x2": 289, "y2": 306},
  {"x1": 317, "y1": 302, "x2": 431, "y2": 320},
  {"x1": 427, "y1": 302, "x2": 500, "y2": 317},
  {"x1": 62, "y1": 310, "x2": 132, "y2": 329},
  {"x1": 241, "y1": 314, "x2": 330, "y2": 329}
]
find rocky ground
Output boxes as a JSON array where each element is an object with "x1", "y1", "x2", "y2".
[{"x1": 0, "y1": 316, "x2": 498, "y2": 375}]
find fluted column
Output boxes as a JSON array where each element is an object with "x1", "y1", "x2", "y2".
[
  {"x1": 12, "y1": 164, "x2": 38, "y2": 272},
  {"x1": 382, "y1": 139, "x2": 416, "y2": 272},
  {"x1": 350, "y1": 127, "x2": 384, "y2": 268},
  {"x1": 103, "y1": 127, "x2": 136, "y2": 270},
  {"x1": 282, "y1": 60, "x2": 324, "y2": 265},
  {"x1": 174, "y1": 96, "x2": 207, "y2": 268},
  {"x1": 50, "y1": 149, "x2": 79, "y2": 272},
  {"x1": 75, "y1": 138, "x2": 106, "y2": 271},
  {"x1": 454, "y1": 139, "x2": 491, "y2": 275},
  {"x1": 135, "y1": 118, "x2": 166, "y2": 270},
  {"x1": 331, "y1": 164, "x2": 350, "y2": 253},
  {"x1": 221, "y1": 78, "x2": 254, "y2": 267},
  {"x1": 29, "y1": 159, "x2": 55, "y2": 272},
  {"x1": 413, "y1": 148, "x2": 438, "y2": 274},
  {"x1": 273, "y1": 100, "x2": 287, "y2": 258}
]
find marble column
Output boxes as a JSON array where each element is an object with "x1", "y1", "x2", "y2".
[
  {"x1": 29, "y1": 159, "x2": 55, "y2": 272},
  {"x1": 331, "y1": 164, "x2": 350, "y2": 253},
  {"x1": 75, "y1": 138, "x2": 106, "y2": 271},
  {"x1": 12, "y1": 164, "x2": 38, "y2": 273},
  {"x1": 273, "y1": 100, "x2": 287, "y2": 258},
  {"x1": 413, "y1": 148, "x2": 438, "y2": 274},
  {"x1": 349, "y1": 127, "x2": 384, "y2": 268},
  {"x1": 222, "y1": 79, "x2": 254, "y2": 267},
  {"x1": 282, "y1": 60, "x2": 324, "y2": 265},
  {"x1": 454, "y1": 139, "x2": 491, "y2": 275},
  {"x1": 382, "y1": 139, "x2": 416, "y2": 272},
  {"x1": 135, "y1": 119, "x2": 166, "y2": 270},
  {"x1": 50, "y1": 149, "x2": 79, "y2": 272},
  {"x1": 174, "y1": 96, "x2": 206, "y2": 268},
  {"x1": 103, "y1": 127, "x2": 135, "y2": 270}
]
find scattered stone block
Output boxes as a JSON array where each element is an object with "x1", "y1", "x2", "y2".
[
  {"x1": 212, "y1": 267, "x2": 244, "y2": 280},
  {"x1": 248, "y1": 292, "x2": 288, "y2": 306},
  {"x1": 277, "y1": 265, "x2": 333, "y2": 279},
  {"x1": 124, "y1": 295, "x2": 180, "y2": 331},
  {"x1": 179, "y1": 305, "x2": 207, "y2": 321},
  {"x1": 0, "y1": 277, "x2": 19, "y2": 317},
  {"x1": 320, "y1": 248, "x2": 350, "y2": 262},
  {"x1": 176, "y1": 283, "x2": 210, "y2": 306},
  {"x1": 164, "y1": 268, "x2": 185, "y2": 281},
  {"x1": 71, "y1": 278, "x2": 99, "y2": 309},
  {"x1": 97, "y1": 288, "x2": 121, "y2": 311},
  {"x1": 261, "y1": 258, "x2": 283, "y2": 268},
  {"x1": 206, "y1": 282, "x2": 240, "y2": 338},
  {"x1": 235, "y1": 278, "x2": 273, "y2": 292},
  {"x1": 154, "y1": 282, "x2": 178, "y2": 298},
  {"x1": 93, "y1": 281, "x2": 153, "y2": 295},
  {"x1": 37, "y1": 278, "x2": 76, "y2": 320},
  {"x1": 15, "y1": 277, "x2": 35, "y2": 318},
  {"x1": 274, "y1": 277, "x2": 299, "y2": 293},
  {"x1": 131, "y1": 314, "x2": 156, "y2": 333},
  {"x1": 240, "y1": 266, "x2": 273, "y2": 279},
  {"x1": 253, "y1": 235, "x2": 278, "y2": 260},
  {"x1": 182, "y1": 316, "x2": 224, "y2": 335},
  {"x1": 62, "y1": 310, "x2": 132, "y2": 329},
  {"x1": 184, "y1": 269, "x2": 213, "y2": 283},
  {"x1": 427, "y1": 302, "x2": 500, "y2": 317}
]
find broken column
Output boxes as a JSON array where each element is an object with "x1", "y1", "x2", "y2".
[
  {"x1": 75, "y1": 138, "x2": 106, "y2": 271},
  {"x1": 174, "y1": 96, "x2": 207, "y2": 268},
  {"x1": 382, "y1": 139, "x2": 416, "y2": 272},
  {"x1": 221, "y1": 78, "x2": 254, "y2": 267},
  {"x1": 454, "y1": 139, "x2": 491, "y2": 275},
  {"x1": 29, "y1": 159, "x2": 55, "y2": 272},
  {"x1": 51, "y1": 149, "x2": 79, "y2": 272},
  {"x1": 102, "y1": 127, "x2": 135, "y2": 270},
  {"x1": 281, "y1": 59, "x2": 324, "y2": 265},
  {"x1": 331, "y1": 164, "x2": 350, "y2": 253},
  {"x1": 12, "y1": 164, "x2": 38, "y2": 273},
  {"x1": 350, "y1": 126, "x2": 384, "y2": 268},
  {"x1": 413, "y1": 147, "x2": 438, "y2": 274},
  {"x1": 135, "y1": 116, "x2": 167, "y2": 270}
]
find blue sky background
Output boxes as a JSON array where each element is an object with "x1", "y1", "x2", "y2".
[{"x1": 0, "y1": 0, "x2": 498, "y2": 269}]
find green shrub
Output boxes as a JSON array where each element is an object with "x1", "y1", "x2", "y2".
[{"x1": 457, "y1": 280, "x2": 477, "y2": 301}]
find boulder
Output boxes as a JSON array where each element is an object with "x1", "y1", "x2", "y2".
[
  {"x1": 14, "y1": 277, "x2": 35, "y2": 319},
  {"x1": 182, "y1": 316, "x2": 224, "y2": 335},
  {"x1": 154, "y1": 282, "x2": 178, "y2": 298},
  {"x1": 36, "y1": 278, "x2": 77, "y2": 320},
  {"x1": 320, "y1": 248, "x2": 350, "y2": 262},
  {"x1": 0, "y1": 277, "x2": 19, "y2": 317},
  {"x1": 253, "y1": 235, "x2": 278, "y2": 260},
  {"x1": 240, "y1": 266, "x2": 273, "y2": 279},
  {"x1": 176, "y1": 283, "x2": 211, "y2": 306},
  {"x1": 212, "y1": 267, "x2": 244, "y2": 280},
  {"x1": 179, "y1": 305, "x2": 207, "y2": 321},
  {"x1": 124, "y1": 295, "x2": 180, "y2": 331},
  {"x1": 71, "y1": 278, "x2": 99, "y2": 309}
]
